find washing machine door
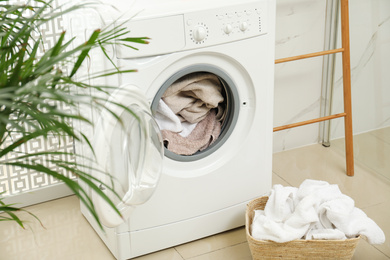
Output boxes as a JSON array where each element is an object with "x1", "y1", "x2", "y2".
[{"x1": 91, "y1": 85, "x2": 164, "y2": 228}]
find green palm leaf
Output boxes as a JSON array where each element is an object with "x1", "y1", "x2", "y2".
[{"x1": 0, "y1": 0, "x2": 148, "y2": 229}]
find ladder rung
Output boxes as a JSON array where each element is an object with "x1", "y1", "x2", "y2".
[
  {"x1": 275, "y1": 48, "x2": 345, "y2": 64},
  {"x1": 273, "y1": 113, "x2": 346, "y2": 132}
]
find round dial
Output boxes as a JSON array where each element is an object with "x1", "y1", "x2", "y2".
[{"x1": 193, "y1": 26, "x2": 207, "y2": 42}]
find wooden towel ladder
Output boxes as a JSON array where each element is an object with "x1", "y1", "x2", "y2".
[{"x1": 273, "y1": 0, "x2": 354, "y2": 176}]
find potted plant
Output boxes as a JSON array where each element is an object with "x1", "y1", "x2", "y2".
[{"x1": 0, "y1": 0, "x2": 148, "y2": 229}]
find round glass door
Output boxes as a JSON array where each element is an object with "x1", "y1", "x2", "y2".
[
  {"x1": 151, "y1": 64, "x2": 239, "y2": 162},
  {"x1": 92, "y1": 86, "x2": 164, "y2": 228}
]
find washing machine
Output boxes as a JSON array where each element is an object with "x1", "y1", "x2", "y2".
[{"x1": 75, "y1": 0, "x2": 276, "y2": 259}]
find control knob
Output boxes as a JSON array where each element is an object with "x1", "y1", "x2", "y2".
[
  {"x1": 193, "y1": 26, "x2": 207, "y2": 42},
  {"x1": 239, "y1": 22, "x2": 249, "y2": 32},
  {"x1": 223, "y1": 24, "x2": 233, "y2": 34}
]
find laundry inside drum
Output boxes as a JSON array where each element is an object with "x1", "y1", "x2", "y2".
[{"x1": 154, "y1": 72, "x2": 229, "y2": 156}]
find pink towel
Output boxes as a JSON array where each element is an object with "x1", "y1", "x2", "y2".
[{"x1": 162, "y1": 109, "x2": 221, "y2": 155}]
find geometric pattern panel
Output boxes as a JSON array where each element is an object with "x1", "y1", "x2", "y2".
[
  {"x1": 0, "y1": 135, "x2": 76, "y2": 196},
  {"x1": 0, "y1": 0, "x2": 77, "y2": 197}
]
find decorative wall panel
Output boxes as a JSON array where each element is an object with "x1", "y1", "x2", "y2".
[{"x1": 0, "y1": 0, "x2": 76, "y2": 197}]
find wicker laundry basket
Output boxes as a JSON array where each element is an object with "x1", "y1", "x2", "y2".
[{"x1": 246, "y1": 197, "x2": 360, "y2": 260}]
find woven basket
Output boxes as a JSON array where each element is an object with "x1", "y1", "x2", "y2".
[{"x1": 246, "y1": 197, "x2": 360, "y2": 260}]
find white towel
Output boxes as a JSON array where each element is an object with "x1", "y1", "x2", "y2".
[
  {"x1": 318, "y1": 194, "x2": 385, "y2": 244},
  {"x1": 155, "y1": 99, "x2": 198, "y2": 137},
  {"x1": 179, "y1": 121, "x2": 197, "y2": 137},
  {"x1": 155, "y1": 100, "x2": 182, "y2": 133},
  {"x1": 251, "y1": 179, "x2": 386, "y2": 244},
  {"x1": 264, "y1": 184, "x2": 298, "y2": 222},
  {"x1": 305, "y1": 228, "x2": 347, "y2": 240}
]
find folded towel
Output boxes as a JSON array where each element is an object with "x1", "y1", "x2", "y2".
[
  {"x1": 305, "y1": 228, "x2": 347, "y2": 240},
  {"x1": 162, "y1": 109, "x2": 221, "y2": 155},
  {"x1": 162, "y1": 72, "x2": 225, "y2": 124},
  {"x1": 251, "y1": 179, "x2": 386, "y2": 244}
]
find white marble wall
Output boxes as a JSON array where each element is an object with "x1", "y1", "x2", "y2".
[
  {"x1": 273, "y1": 0, "x2": 327, "y2": 152},
  {"x1": 273, "y1": 0, "x2": 390, "y2": 152},
  {"x1": 331, "y1": 0, "x2": 390, "y2": 139}
]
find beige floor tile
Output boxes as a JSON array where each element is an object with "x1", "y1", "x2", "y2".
[
  {"x1": 371, "y1": 127, "x2": 390, "y2": 144},
  {"x1": 362, "y1": 200, "x2": 390, "y2": 257},
  {"x1": 331, "y1": 130, "x2": 390, "y2": 181},
  {"x1": 272, "y1": 143, "x2": 390, "y2": 208},
  {"x1": 175, "y1": 227, "x2": 246, "y2": 259},
  {"x1": 272, "y1": 172, "x2": 291, "y2": 186},
  {"x1": 352, "y1": 239, "x2": 389, "y2": 260},
  {"x1": 0, "y1": 196, "x2": 115, "y2": 260},
  {"x1": 133, "y1": 248, "x2": 184, "y2": 260},
  {"x1": 186, "y1": 242, "x2": 252, "y2": 260}
]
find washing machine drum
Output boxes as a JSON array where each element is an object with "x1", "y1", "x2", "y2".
[{"x1": 91, "y1": 85, "x2": 164, "y2": 228}]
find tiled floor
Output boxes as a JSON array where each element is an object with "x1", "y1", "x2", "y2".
[{"x1": 1, "y1": 128, "x2": 389, "y2": 260}]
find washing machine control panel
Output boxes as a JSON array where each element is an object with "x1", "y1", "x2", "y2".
[
  {"x1": 184, "y1": 1, "x2": 268, "y2": 46},
  {"x1": 115, "y1": 1, "x2": 269, "y2": 59}
]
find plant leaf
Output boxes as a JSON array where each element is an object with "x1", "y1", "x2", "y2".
[{"x1": 69, "y1": 29, "x2": 101, "y2": 78}]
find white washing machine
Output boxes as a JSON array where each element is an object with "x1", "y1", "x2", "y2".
[{"x1": 76, "y1": 0, "x2": 275, "y2": 259}]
